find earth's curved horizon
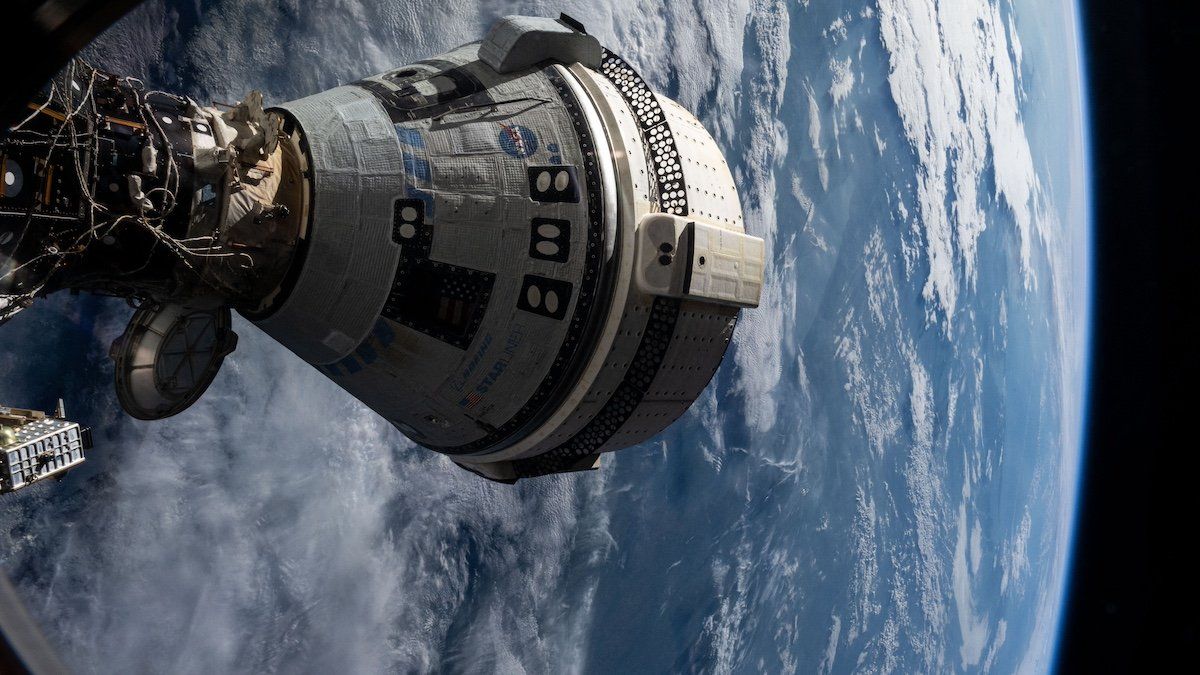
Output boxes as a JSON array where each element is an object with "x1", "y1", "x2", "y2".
[{"x1": 1, "y1": 1, "x2": 1090, "y2": 672}]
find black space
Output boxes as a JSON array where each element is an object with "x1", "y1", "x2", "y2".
[{"x1": 1058, "y1": 1, "x2": 1191, "y2": 671}]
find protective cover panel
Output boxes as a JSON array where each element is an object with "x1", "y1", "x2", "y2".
[
  {"x1": 257, "y1": 87, "x2": 404, "y2": 364},
  {"x1": 111, "y1": 304, "x2": 238, "y2": 420}
]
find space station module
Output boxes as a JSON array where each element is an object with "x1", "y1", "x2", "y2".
[{"x1": 0, "y1": 15, "x2": 763, "y2": 483}]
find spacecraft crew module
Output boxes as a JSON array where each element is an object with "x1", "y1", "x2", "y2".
[{"x1": 0, "y1": 15, "x2": 763, "y2": 486}]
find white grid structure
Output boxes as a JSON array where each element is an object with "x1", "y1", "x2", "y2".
[{"x1": 1, "y1": 412, "x2": 87, "y2": 494}]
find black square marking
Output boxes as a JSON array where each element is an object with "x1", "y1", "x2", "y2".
[
  {"x1": 382, "y1": 263, "x2": 495, "y2": 348},
  {"x1": 527, "y1": 166, "x2": 580, "y2": 203},
  {"x1": 392, "y1": 198, "x2": 429, "y2": 253},
  {"x1": 516, "y1": 275, "x2": 573, "y2": 320},
  {"x1": 529, "y1": 217, "x2": 570, "y2": 263}
]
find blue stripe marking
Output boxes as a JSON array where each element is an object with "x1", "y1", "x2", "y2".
[
  {"x1": 402, "y1": 151, "x2": 431, "y2": 182},
  {"x1": 404, "y1": 185, "x2": 435, "y2": 222},
  {"x1": 355, "y1": 342, "x2": 378, "y2": 365},
  {"x1": 339, "y1": 356, "x2": 363, "y2": 375},
  {"x1": 373, "y1": 319, "x2": 396, "y2": 346},
  {"x1": 395, "y1": 126, "x2": 425, "y2": 148}
]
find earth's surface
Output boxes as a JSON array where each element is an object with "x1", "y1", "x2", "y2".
[{"x1": 0, "y1": 0, "x2": 1090, "y2": 672}]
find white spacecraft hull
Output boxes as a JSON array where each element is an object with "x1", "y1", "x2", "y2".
[{"x1": 0, "y1": 15, "x2": 763, "y2": 483}]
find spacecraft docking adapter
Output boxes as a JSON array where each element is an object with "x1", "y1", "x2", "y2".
[{"x1": 0, "y1": 15, "x2": 764, "y2": 483}]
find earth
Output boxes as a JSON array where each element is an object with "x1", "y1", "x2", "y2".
[{"x1": 0, "y1": 0, "x2": 1090, "y2": 673}]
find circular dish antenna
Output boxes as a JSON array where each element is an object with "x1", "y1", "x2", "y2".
[{"x1": 111, "y1": 304, "x2": 238, "y2": 420}]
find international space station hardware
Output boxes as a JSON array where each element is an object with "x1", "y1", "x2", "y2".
[
  {"x1": 1, "y1": 402, "x2": 92, "y2": 494},
  {"x1": 0, "y1": 14, "x2": 764, "y2": 483}
]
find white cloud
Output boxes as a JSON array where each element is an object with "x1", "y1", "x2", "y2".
[
  {"x1": 1, "y1": 315, "x2": 618, "y2": 673},
  {"x1": 1000, "y1": 507, "x2": 1032, "y2": 595},
  {"x1": 953, "y1": 498, "x2": 991, "y2": 668},
  {"x1": 702, "y1": 541, "x2": 753, "y2": 675},
  {"x1": 847, "y1": 485, "x2": 880, "y2": 642},
  {"x1": 804, "y1": 82, "x2": 830, "y2": 191},
  {"x1": 818, "y1": 614, "x2": 842, "y2": 675},
  {"x1": 904, "y1": 353, "x2": 947, "y2": 645},
  {"x1": 829, "y1": 57, "x2": 857, "y2": 107},
  {"x1": 728, "y1": 0, "x2": 793, "y2": 435},
  {"x1": 836, "y1": 231, "x2": 906, "y2": 460},
  {"x1": 877, "y1": 0, "x2": 1043, "y2": 327}
]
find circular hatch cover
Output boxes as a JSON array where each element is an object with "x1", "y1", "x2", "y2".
[{"x1": 111, "y1": 303, "x2": 238, "y2": 420}]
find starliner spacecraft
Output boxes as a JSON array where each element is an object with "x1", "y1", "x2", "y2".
[{"x1": 0, "y1": 14, "x2": 763, "y2": 488}]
